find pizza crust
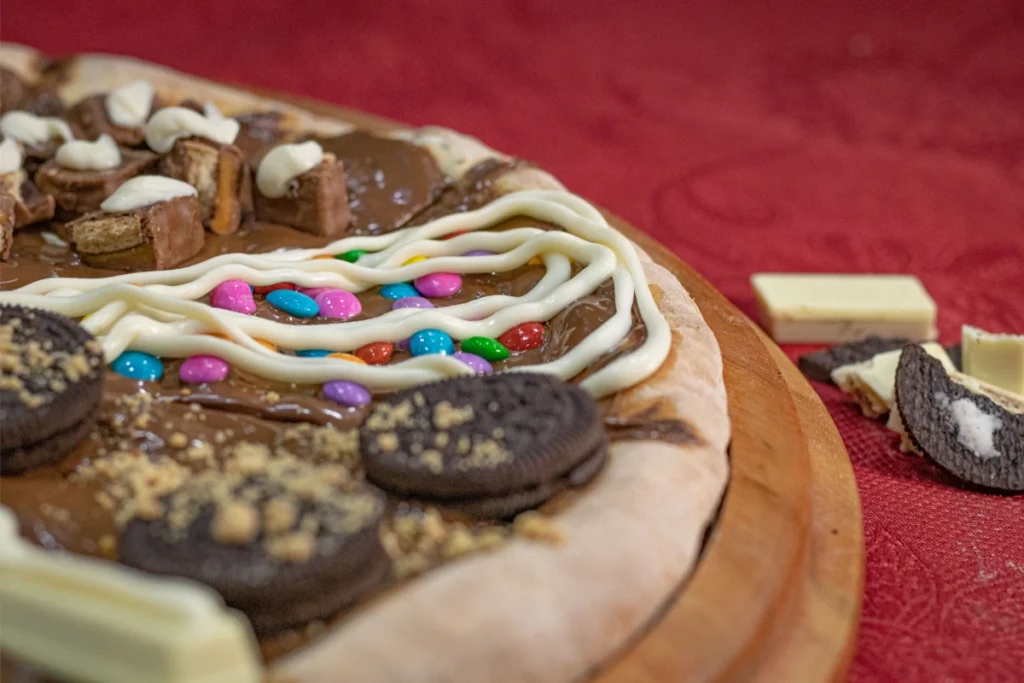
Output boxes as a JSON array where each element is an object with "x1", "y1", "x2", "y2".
[{"x1": 0, "y1": 43, "x2": 730, "y2": 683}]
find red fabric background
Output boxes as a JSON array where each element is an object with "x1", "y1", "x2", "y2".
[{"x1": 3, "y1": 1, "x2": 1023, "y2": 680}]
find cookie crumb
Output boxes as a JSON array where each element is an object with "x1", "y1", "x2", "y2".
[
  {"x1": 211, "y1": 501, "x2": 260, "y2": 544},
  {"x1": 514, "y1": 511, "x2": 565, "y2": 545},
  {"x1": 168, "y1": 432, "x2": 189, "y2": 449}
]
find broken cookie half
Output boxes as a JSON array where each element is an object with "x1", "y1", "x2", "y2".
[
  {"x1": 66, "y1": 175, "x2": 204, "y2": 271},
  {"x1": 253, "y1": 140, "x2": 351, "y2": 237},
  {"x1": 895, "y1": 344, "x2": 1023, "y2": 492}
]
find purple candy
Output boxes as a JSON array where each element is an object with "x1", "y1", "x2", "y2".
[
  {"x1": 298, "y1": 286, "x2": 335, "y2": 299},
  {"x1": 413, "y1": 272, "x2": 462, "y2": 298},
  {"x1": 322, "y1": 380, "x2": 371, "y2": 407},
  {"x1": 210, "y1": 279, "x2": 256, "y2": 315},
  {"x1": 452, "y1": 352, "x2": 493, "y2": 374},
  {"x1": 392, "y1": 296, "x2": 434, "y2": 311},
  {"x1": 178, "y1": 355, "x2": 230, "y2": 383},
  {"x1": 463, "y1": 250, "x2": 494, "y2": 257},
  {"x1": 396, "y1": 338, "x2": 411, "y2": 351},
  {"x1": 315, "y1": 289, "x2": 362, "y2": 320}
]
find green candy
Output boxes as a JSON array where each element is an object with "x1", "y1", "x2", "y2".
[
  {"x1": 461, "y1": 336, "x2": 510, "y2": 362},
  {"x1": 337, "y1": 249, "x2": 367, "y2": 263}
]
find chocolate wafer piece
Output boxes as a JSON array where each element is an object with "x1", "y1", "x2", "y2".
[
  {"x1": 0, "y1": 192, "x2": 13, "y2": 260},
  {"x1": 120, "y1": 463, "x2": 388, "y2": 634},
  {"x1": 361, "y1": 373, "x2": 607, "y2": 518},
  {"x1": 0, "y1": 305, "x2": 105, "y2": 473},
  {"x1": 798, "y1": 335, "x2": 911, "y2": 384},
  {"x1": 895, "y1": 344, "x2": 1023, "y2": 492},
  {"x1": 34, "y1": 147, "x2": 158, "y2": 218},
  {"x1": 159, "y1": 137, "x2": 246, "y2": 235}
]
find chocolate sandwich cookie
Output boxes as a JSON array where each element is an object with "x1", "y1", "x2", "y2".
[
  {"x1": 119, "y1": 459, "x2": 389, "y2": 634},
  {"x1": 895, "y1": 344, "x2": 1023, "y2": 492},
  {"x1": 361, "y1": 373, "x2": 608, "y2": 519},
  {"x1": 799, "y1": 335, "x2": 911, "y2": 384},
  {"x1": 0, "y1": 305, "x2": 105, "y2": 473}
]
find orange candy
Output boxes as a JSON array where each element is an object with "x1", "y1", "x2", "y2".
[
  {"x1": 208, "y1": 332, "x2": 277, "y2": 352},
  {"x1": 327, "y1": 353, "x2": 368, "y2": 365}
]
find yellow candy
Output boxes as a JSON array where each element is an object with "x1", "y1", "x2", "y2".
[
  {"x1": 312, "y1": 254, "x2": 335, "y2": 260},
  {"x1": 403, "y1": 255, "x2": 428, "y2": 266},
  {"x1": 328, "y1": 353, "x2": 368, "y2": 365},
  {"x1": 528, "y1": 256, "x2": 543, "y2": 265}
]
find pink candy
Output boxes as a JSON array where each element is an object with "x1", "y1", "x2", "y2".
[
  {"x1": 210, "y1": 279, "x2": 256, "y2": 315},
  {"x1": 414, "y1": 272, "x2": 462, "y2": 298},
  {"x1": 314, "y1": 289, "x2": 362, "y2": 319},
  {"x1": 179, "y1": 355, "x2": 230, "y2": 383},
  {"x1": 298, "y1": 286, "x2": 335, "y2": 299}
]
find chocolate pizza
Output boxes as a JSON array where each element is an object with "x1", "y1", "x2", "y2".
[{"x1": 0, "y1": 44, "x2": 730, "y2": 683}]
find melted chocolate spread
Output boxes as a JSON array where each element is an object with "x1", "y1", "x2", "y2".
[{"x1": 0, "y1": 132, "x2": 680, "y2": 671}]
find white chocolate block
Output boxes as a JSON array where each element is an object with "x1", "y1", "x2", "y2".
[
  {"x1": 751, "y1": 274, "x2": 937, "y2": 343},
  {"x1": 832, "y1": 343, "x2": 954, "y2": 418},
  {"x1": 0, "y1": 507, "x2": 261, "y2": 683},
  {"x1": 962, "y1": 325, "x2": 1024, "y2": 396}
]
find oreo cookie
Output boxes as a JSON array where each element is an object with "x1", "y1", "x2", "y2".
[
  {"x1": 895, "y1": 345, "x2": 1023, "y2": 492},
  {"x1": 945, "y1": 343, "x2": 963, "y2": 371},
  {"x1": 119, "y1": 459, "x2": 388, "y2": 634},
  {"x1": 0, "y1": 305, "x2": 104, "y2": 473},
  {"x1": 798, "y1": 336, "x2": 911, "y2": 384},
  {"x1": 361, "y1": 373, "x2": 607, "y2": 518}
]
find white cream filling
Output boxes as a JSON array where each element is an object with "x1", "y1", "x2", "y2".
[
  {"x1": 55, "y1": 134, "x2": 122, "y2": 171},
  {"x1": 105, "y1": 80, "x2": 156, "y2": 128},
  {"x1": 0, "y1": 137, "x2": 22, "y2": 173},
  {"x1": 936, "y1": 392, "x2": 1003, "y2": 458},
  {"x1": 0, "y1": 111, "x2": 74, "y2": 146},
  {"x1": 2, "y1": 190, "x2": 671, "y2": 398},
  {"x1": 100, "y1": 175, "x2": 198, "y2": 213},
  {"x1": 144, "y1": 107, "x2": 239, "y2": 153},
  {"x1": 256, "y1": 141, "x2": 324, "y2": 198}
]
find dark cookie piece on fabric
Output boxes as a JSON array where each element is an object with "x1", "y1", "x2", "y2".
[
  {"x1": 895, "y1": 345, "x2": 1023, "y2": 492},
  {"x1": 361, "y1": 373, "x2": 607, "y2": 518},
  {"x1": 119, "y1": 461, "x2": 388, "y2": 634},
  {"x1": 798, "y1": 336, "x2": 911, "y2": 384},
  {"x1": 0, "y1": 305, "x2": 105, "y2": 473},
  {"x1": 945, "y1": 344, "x2": 963, "y2": 371}
]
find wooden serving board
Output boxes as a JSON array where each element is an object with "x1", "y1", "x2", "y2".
[{"x1": 252, "y1": 90, "x2": 866, "y2": 682}]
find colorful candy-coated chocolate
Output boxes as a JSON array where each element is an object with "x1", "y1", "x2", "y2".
[
  {"x1": 413, "y1": 272, "x2": 462, "y2": 298},
  {"x1": 252, "y1": 283, "x2": 296, "y2": 295},
  {"x1": 380, "y1": 283, "x2": 420, "y2": 300},
  {"x1": 111, "y1": 350, "x2": 163, "y2": 381},
  {"x1": 445, "y1": 231, "x2": 468, "y2": 240},
  {"x1": 295, "y1": 349, "x2": 332, "y2": 358},
  {"x1": 498, "y1": 322, "x2": 546, "y2": 352},
  {"x1": 409, "y1": 329, "x2": 454, "y2": 356},
  {"x1": 210, "y1": 279, "x2": 256, "y2": 315},
  {"x1": 207, "y1": 332, "x2": 276, "y2": 352},
  {"x1": 312, "y1": 254, "x2": 335, "y2": 260},
  {"x1": 355, "y1": 341, "x2": 394, "y2": 365},
  {"x1": 463, "y1": 250, "x2": 493, "y2": 257},
  {"x1": 266, "y1": 289, "x2": 319, "y2": 318},
  {"x1": 403, "y1": 255, "x2": 427, "y2": 266},
  {"x1": 460, "y1": 336, "x2": 510, "y2": 362},
  {"x1": 327, "y1": 353, "x2": 368, "y2": 365},
  {"x1": 392, "y1": 296, "x2": 434, "y2": 311},
  {"x1": 298, "y1": 287, "x2": 335, "y2": 299},
  {"x1": 315, "y1": 289, "x2": 362, "y2": 320},
  {"x1": 337, "y1": 249, "x2": 367, "y2": 263},
  {"x1": 452, "y1": 352, "x2": 493, "y2": 374},
  {"x1": 322, "y1": 380, "x2": 371, "y2": 407},
  {"x1": 395, "y1": 338, "x2": 411, "y2": 352},
  {"x1": 179, "y1": 355, "x2": 230, "y2": 383}
]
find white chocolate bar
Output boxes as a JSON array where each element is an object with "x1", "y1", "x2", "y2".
[
  {"x1": 962, "y1": 325, "x2": 1024, "y2": 396},
  {"x1": 0, "y1": 507, "x2": 262, "y2": 683},
  {"x1": 832, "y1": 343, "x2": 954, "y2": 418},
  {"x1": 751, "y1": 274, "x2": 937, "y2": 343}
]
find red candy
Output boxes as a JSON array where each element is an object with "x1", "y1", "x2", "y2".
[
  {"x1": 498, "y1": 322, "x2": 545, "y2": 352},
  {"x1": 253, "y1": 283, "x2": 296, "y2": 295},
  {"x1": 355, "y1": 341, "x2": 394, "y2": 365}
]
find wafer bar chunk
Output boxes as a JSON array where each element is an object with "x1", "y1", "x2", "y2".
[
  {"x1": 0, "y1": 192, "x2": 13, "y2": 260},
  {"x1": 67, "y1": 81, "x2": 158, "y2": 147},
  {"x1": 751, "y1": 273, "x2": 937, "y2": 343},
  {"x1": 0, "y1": 170, "x2": 56, "y2": 228},
  {"x1": 67, "y1": 176, "x2": 204, "y2": 271},
  {"x1": 253, "y1": 142, "x2": 351, "y2": 236},
  {"x1": 160, "y1": 137, "x2": 246, "y2": 235},
  {"x1": 35, "y1": 147, "x2": 157, "y2": 217},
  {"x1": 962, "y1": 326, "x2": 1024, "y2": 396}
]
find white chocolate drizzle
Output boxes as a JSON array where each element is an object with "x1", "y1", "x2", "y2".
[
  {"x1": 55, "y1": 134, "x2": 122, "y2": 171},
  {"x1": 0, "y1": 137, "x2": 22, "y2": 173},
  {"x1": 100, "y1": 175, "x2": 198, "y2": 213},
  {"x1": 144, "y1": 107, "x2": 239, "y2": 153},
  {"x1": 256, "y1": 141, "x2": 324, "y2": 198},
  {"x1": 105, "y1": 80, "x2": 155, "y2": 128},
  {"x1": 0, "y1": 111, "x2": 74, "y2": 147},
  {"x1": 1, "y1": 190, "x2": 670, "y2": 398}
]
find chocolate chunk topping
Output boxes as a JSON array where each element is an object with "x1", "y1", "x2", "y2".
[
  {"x1": 361, "y1": 373, "x2": 607, "y2": 517},
  {"x1": 408, "y1": 158, "x2": 522, "y2": 226},
  {"x1": 313, "y1": 131, "x2": 446, "y2": 235},
  {"x1": 895, "y1": 344, "x2": 1023, "y2": 492},
  {"x1": 234, "y1": 111, "x2": 288, "y2": 163},
  {"x1": 0, "y1": 305, "x2": 104, "y2": 473},
  {"x1": 798, "y1": 335, "x2": 911, "y2": 384},
  {"x1": 34, "y1": 147, "x2": 158, "y2": 218},
  {"x1": 0, "y1": 68, "x2": 27, "y2": 113}
]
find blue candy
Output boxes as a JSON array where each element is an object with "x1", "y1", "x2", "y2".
[
  {"x1": 295, "y1": 349, "x2": 332, "y2": 358},
  {"x1": 266, "y1": 289, "x2": 319, "y2": 318},
  {"x1": 380, "y1": 283, "x2": 420, "y2": 300},
  {"x1": 409, "y1": 329, "x2": 455, "y2": 356},
  {"x1": 111, "y1": 350, "x2": 164, "y2": 381}
]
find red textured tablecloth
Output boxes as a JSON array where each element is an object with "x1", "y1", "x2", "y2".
[{"x1": 4, "y1": 1, "x2": 1023, "y2": 680}]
